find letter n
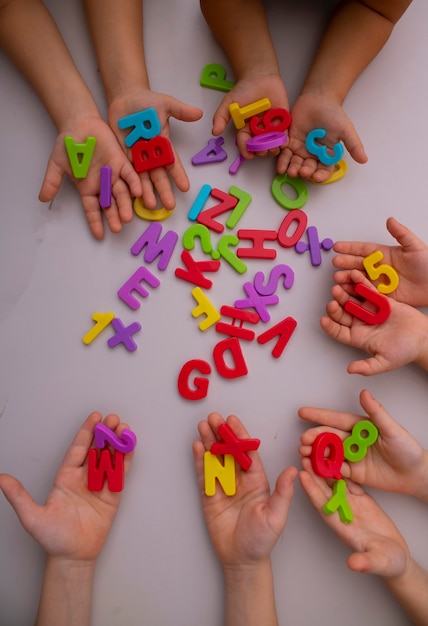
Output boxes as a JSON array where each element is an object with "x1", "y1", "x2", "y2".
[{"x1": 204, "y1": 452, "x2": 236, "y2": 496}]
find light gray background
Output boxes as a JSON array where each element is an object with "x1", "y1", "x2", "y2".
[{"x1": 1, "y1": 1, "x2": 427, "y2": 624}]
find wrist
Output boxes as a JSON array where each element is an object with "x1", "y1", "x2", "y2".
[
  {"x1": 223, "y1": 558, "x2": 273, "y2": 589},
  {"x1": 223, "y1": 559, "x2": 278, "y2": 626},
  {"x1": 45, "y1": 555, "x2": 96, "y2": 582}
]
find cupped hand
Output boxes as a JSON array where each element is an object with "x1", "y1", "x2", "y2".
[{"x1": 279, "y1": 92, "x2": 367, "y2": 182}]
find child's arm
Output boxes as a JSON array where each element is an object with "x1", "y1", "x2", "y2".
[
  {"x1": 332, "y1": 217, "x2": 428, "y2": 308},
  {"x1": 321, "y1": 269, "x2": 428, "y2": 375},
  {"x1": 84, "y1": 0, "x2": 202, "y2": 212},
  {"x1": 192, "y1": 412, "x2": 297, "y2": 626},
  {"x1": 200, "y1": 0, "x2": 290, "y2": 162},
  {"x1": 299, "y1": 389, "x2": 428, "y2": 503},
  {"x1": 283, "y1": 0, "x2": 412, "y2": 181},
  {"x1": 299, "y1": 461, "x2": 428, "y2": 626},
  {"x1": 0, "y1": 411, "x2": 134, "y2": 626},
  {"x1": 0, "y1": 0, "x2": 142, "y2": 239}
]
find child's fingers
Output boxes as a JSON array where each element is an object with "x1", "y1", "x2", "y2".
[
  {"x1": 348, "y1": 356, "x2": 386, "y2": 376},
  {"x1": 139, "y1": 172, "x2": 158, "y2": 210},
  {"x1": 81, "y1": 195, "x2": 106, "y2": 240},
  {"x1": 198, "y1": 414, "x2": 222, "y2": 449},
  {"x1": 192, "y1": 440, "x2": 206, "y2": 492},
  {"x1": 38, "y1": 158, "x2": 64, "y2": 203},
  {"x1": 298, "y1": 406, "x2": 361, "y2": 432},
  {"x1": 61, "y1": 411, "x2": 103, "y2": 468},
  {"x1": 386, "y1": 216, "x2": 423, "y2": 250},
  {"x1": 0, "y1": 473, "x2": 42, "y2": 534},
  {"x1": 112, "y1": 177, "x2": 134, "y2": 225},
  {"x1": 269, "y1": 466, "x2": 297, "y2": 521},
  {"x1": 166, "y1": 97, "x2": 203, "y2": 124},
  {"x1": 120, "y1": 159, "x2": 143, "y2": 199}
]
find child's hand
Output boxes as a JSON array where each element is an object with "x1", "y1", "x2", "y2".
[
  {"x1": 192, "y1": 412, "x2": 296, "y2": 569},
  {"x1": 279, "y1": 92, "x2": 367, "y2": 182},
  {"x1": 108, "y1": 89, "x2": 203, "y2": 212},
  {"x1": 332, "y1": 217, "x2": 428, "y2": 308},
  {"x1": 210, "y1": 74, "x2": 290, "y2": 163},
  {"x1": 321, "y1": 269, "x2": 428, "y2": 375},
  {"x1": 39, "y1": 116, "x2": 142, "y2": 240},
  {"x1": 299, "y1": 459, "x2": 410, "y2": 578},
  {"x1": 0, "y1": 411, "x2": 134, "y2": 563},
  {"x1": 299, "y1": 389, "x2": 428, "y2": 502}
]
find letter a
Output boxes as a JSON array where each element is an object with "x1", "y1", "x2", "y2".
[{"x1": 64, "y1": 136, "x2": 96, "y2": 178}]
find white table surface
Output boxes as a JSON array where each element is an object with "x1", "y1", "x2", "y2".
[{"x1": 1, "y1": 1, "x2": 427, "y2": 624}]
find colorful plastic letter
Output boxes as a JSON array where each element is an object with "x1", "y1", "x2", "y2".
[
  {"x1": 94, "y1": 423, "x2": 137, "y2": 454},
  {"x1": 229, "y1": 153, "x2": 245, "y2": 175},
  {"x1": 191, "y1": 287, "x2": 221, "y2": 331},
  {"x1": 305, "y1": 128, "x2": 344, "y2": 166},
  {"x1": 133, "y1": 196, "x2": 173, "y2": 222},
  {"x1": 175, "y1": 250, "x2": 220, "y2": 289},
  {"x1": 295, "y1": 225, "x2": 334, "y2": 267},
  {"x1": 213, "y1": 337, "x2": 248, "y2": 379},
  {"x1": 216, "y1": 305, "x2": 260, "y2": 341},
  {"x1": 226, "y1": 186, "x2": 252, "y2": 229},
  {"x1": 311, "y1": 432, "x2": 344, "y2": 479},
  {"x1": 249, "y1": 107, "x2": 291, "y2": 135},
  {"x1": 182, "y1": 224, "x2": 220, "y2": 259},
  {"x1": 199, "y1": 63, "x2": 235, "y2": 92},
  {"x1": 204, "y1": 451, "x2": 236, "y2": 496},
  {"x1": 237, "y1": 229, "x2": 277, "y2": 259},
  {"x1": 229, "y1": 98, "x2": 271, "y2": 130},
  {"x1": 99, "y1": 166, "x2": 112, "y2": 208},
  {"x1": 271, "y1": 173, "x2": 308, "y2": 210},
  {"x1": 177, "y1": 359, "x2": 211, "y2": 401},
  {"x1": 343, "y1": 420, "x2": 379, "y2": 463},
  {"x1": 344, "y1": 283, "x2": 391, "y2": 325},
  {"x1": 131, "y1": 136, "x2": 174, "y2": 172},
  {"x1": 210, "y1": 422, "x2": 260, "y2": 471},
  {"x1": 82, "y1": 312, "x2": 115, "y2": 345},
  {"x1": 64, "y1": 136, "x2": 96, "y2": 178},
  {"x1": 88, "y1": 449, "x2": 124, "y2": 492},
  {"x1": 253, "y1": 264, "x2": 295, "y2": 295},
  {"x1": 234, "y1": 282, "x2": 279, "y2": 323},
  {"x1": 131, "y1": 222, "x2": 178, "y2": 271},
  {"x1": 191, "y1": 137, "x2": 228, "y2": 165},
  {"x1": 188, "y1": 184, "x2": 212, "y2": 220},
  {"x1": 362, "y1": 250, "x2": 399, "y2": 295},
  {"x1": 217, "y1": 234, "x2": 247, "y2": 274},
  {"x1": 118, "y1": 266, "x2": 160, "y2": 310},
  {"x1": 246, "y1": 131, "x2": 287, "y2": 152},
  {"x1": 197, "y1": 188, "x2": 238, "y2": 233},
  {"x1": 107, "y1": 318, "x2": 141, "y2": 352},
  {"x1": 257, "y1": 316, "x2": 297, "y2": 358},
  {"x1": 118, "y1": 108, "x2": 161, "y2": 147},
  {"x1": 323, "y1": 479, "x2": 354, "y2": 524},
  {"x1": 277, "y1": 210, "x2": 308, "y2": 248}
]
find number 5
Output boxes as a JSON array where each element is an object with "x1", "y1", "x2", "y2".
[{"x1": 363, "y1": 250, "x2": 399, "y2": 294}]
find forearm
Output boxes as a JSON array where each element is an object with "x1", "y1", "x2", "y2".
[
  {"x1": 223, "y1": 560, "x2": 279, "y2": 626},
  {"x1": 300, "y1": 0, "x2": 412, "y2": 104},
  {"x1": 0, "y1": 0, "x2": 100, "y2": 129},
  {"x1": 383, "y1": 558, "x2": 428, "y2": 626},
  {"x1": 35, "y1": 557, "x2": 96, "y2": 626},
  {"x1": 84, "y1": 0, "x2": 149, "y2": 103},
  {"x1": 200, "y1": 0, "x2": 280, "y2": 79}
]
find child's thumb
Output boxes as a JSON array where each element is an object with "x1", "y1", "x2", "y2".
[{"x1": 0, "y1": 473, "x2": 38, "y2": 532}]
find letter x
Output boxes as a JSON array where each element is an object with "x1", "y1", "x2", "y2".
[{"x1": 210, "y1": 423, "x2": 260, "y2": 471}]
